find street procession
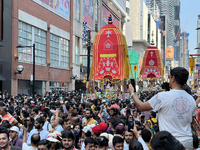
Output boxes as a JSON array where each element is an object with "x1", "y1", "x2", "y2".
[{"x1": 0, "y1": 0, "x2": 200, "y2": 150}]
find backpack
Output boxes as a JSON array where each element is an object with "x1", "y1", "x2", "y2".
[{"x1": 150, "y1": 119, "x2": 159, "y2": 133}]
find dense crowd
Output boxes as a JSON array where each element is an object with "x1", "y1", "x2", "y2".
[{"x1": 0, "y1": 67, "x2": 199, "y2": 150}]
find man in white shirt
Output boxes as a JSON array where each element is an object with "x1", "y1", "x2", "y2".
[
  {"x1": 129, "y1": 67, "x2": 196, "y2": 150},
  {"x1": 23, "y1": 126, "x2": 40, "y2": 150},
  {"x1": 27, "y1": 117, "x2": 49, "y2": 146}
]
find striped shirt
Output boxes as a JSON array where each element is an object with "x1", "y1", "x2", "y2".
[{"x1": 0, "y1": 112, "x2": 16, "y2": 124}]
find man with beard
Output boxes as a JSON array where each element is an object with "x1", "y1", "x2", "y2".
[
  {"x1": 124, "y1": 130, "x2": 135, "y2": 150},
  {"x1": 61, "y1": 119, "x2": 73, "y2": 135},
  {"x1": 62, "y1": 131, "x2": 78, "y2": 150},
  {"x1": 0, "y1": 127, "x2": 21, "y2": 150},
  {"x1": 82, "y1": 109, "x2": 96, "y2": 126},
  {"x1": 27, "y1": 117, "x2": 49, "y2": 145}
]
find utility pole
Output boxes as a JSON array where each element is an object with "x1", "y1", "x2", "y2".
[{"x1": 87, "y1": 30, "x2": 91, "y2": 81}]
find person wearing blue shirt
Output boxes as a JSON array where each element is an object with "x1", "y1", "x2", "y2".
[
  {"x1": 27, "y1": 117, "x2": 49, "y2": 146},
  {"x1": 51, "y1": 117, "x2": 63, "y2": 133}
]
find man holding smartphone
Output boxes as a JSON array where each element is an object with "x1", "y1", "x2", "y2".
[{"x1": 129, "y1": 67, "x2": 196, "y2": 150}]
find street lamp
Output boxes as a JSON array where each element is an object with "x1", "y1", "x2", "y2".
[
  {"x1": 14, "y1": 65, "x2": 24, "y2": 74},
  {"x1": 16, "y1": 44, "x2": 35, "y2": 98}
]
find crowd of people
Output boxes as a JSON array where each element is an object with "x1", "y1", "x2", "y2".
[{"x1": 0, "y1": 67, "x2": 199, "y2": 150}]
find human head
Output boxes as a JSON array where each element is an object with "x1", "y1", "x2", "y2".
[
  {"x1": 26, "y1": 116, "x2": 34, "y2": 126},
  {"x1": 31, "y1": 134, "x2": 40, "y2": 146},
  {"x1": 52, "y1": 117, "x2": 63, "y2": 128},
  {"x1": 150, "y1": 131, "x2": 185, "y2": 150},
  {"x1": 112, "y1": 136, "x2": 124, "y2": 150},
  {"x1": 31, "y1": 107, "x2": 39, "y2": 116},
  {"x1": 129, "y1": 139, "x2": 143, "y2": 150},
  {"x1": 124, "y1": 130, "x2": 134, "y2": 144},
  {"x1": 37, "y1": 139, "x2": 51, "y2": 150},
  {"x1": 71, "y1": 117, "x2": 79, "y2": 126},
  {"x1": 84, "y1": 137, "x2": 95, "y2": 150},
  {"x1": 91, "y1": 126, "x2": 101, "y2": 138},
  {"x1": 35, "y1": 117, "x2": 45, "y2": 130},
  {"x1": 115, "y1": 124, "x2": 125, "y2": 136},
  {"x1": 110, "y1": 108, "x2": 118, "y2": 117},
  {"x1": 94, "y1": 106, "x2": 101, "y2": 116},
  {"x1": 95, "y1": 136, "x2": 108, "y2": 150},
  {"x1": 67, "y1": 111, "x2": 76, "y2": 121},
  {"x1": 127, "y1": 115, "x2": 133, "y2": 122},
  {"x1": 169, "y1": 67, "x2": 189, "y2": 88},
  {"x1": 133, "y1": 110, "x2": 137, "y2": 118},
  {"x1": 150, "y1": 111, "x2": 156, "y2": 119},
  {"x1": 0, "y1": 102, "x2": 6, "y2": 115},
  {"x1": 9, "y1": 126, "x2": 19, "y2": 140},
  {"x1": 63, "y1": 119, "x2": 72, "y2": 131},
  {"x1": 85, "y1": 109, "x2": 93, "y2": 120},
  {"x1": 0, "y1": 127, "x2": 10, "y2": 149},
  {"x1": 82, "y1": 125, "x2": 92, "y2": 139},
  {"x1": 73, "y1": 124, "x2": 81, "y2": 133},
  {"x1": 40, "y1": 112, "x2": 47, "y2": 120},
  {"x1": 141, "y1": 129, "x2": 151, "y2": 143},
  {"x1": 62, "y1": 131, "x2": 75, "y2": 150},
  {"x1": 99, "y1": 122, "x2": 108, "y2": 132}
]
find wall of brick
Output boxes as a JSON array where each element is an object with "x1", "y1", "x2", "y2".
[{"x1": 12, "y1": 0, "x2": 73, "y2": 94}]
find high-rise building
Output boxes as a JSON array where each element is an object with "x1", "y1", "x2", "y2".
[
  {"x1": 146, "y1": 0, "x2": 181, "y2": 68},
  {"x1": 180, "y1": 32, "x2": 190, "y2": 71},
  {"x1": 196, "y1": 15, "x2": 200, "y2": 64}
]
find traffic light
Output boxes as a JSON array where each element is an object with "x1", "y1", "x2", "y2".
[
  {"x1": 190, "y1": 68, "x2": 194, "y2": 76},
  {"x1": 133, "y1": 65, "x2": 137, "y2": 72},
  {"x1": 189, "y1": 58, "x2": 195, "y2": 68},
  {"x1": 83, "y1": 77, "x2": 86, "y2": 83}
]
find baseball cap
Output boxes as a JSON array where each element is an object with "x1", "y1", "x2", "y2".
[
  {"x1": 91, "y1": 126, "x2": 101, "y2": 134},
  {"x1": 47, "y1": 133, "x2": 60, "y2": 142},
  {"x1": 10, "y1": 126, "x2": 19, "y2": 133},
  {"x1": 54, "y1": 131, "x2": 62, "y2": 140},
  {"x1": 99, "y1": 122, "x2": 108, "y2": 131},
  {"x1": 102, "y1": 100, "x2": 106, "y2": 103},
  {"x1": 31, "y1": 104, "x2": 36, "y2": 107}
]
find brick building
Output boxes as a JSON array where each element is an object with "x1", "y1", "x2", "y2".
[{"x1": 11, "y1": 0, "x2": 73, "y2": 95}]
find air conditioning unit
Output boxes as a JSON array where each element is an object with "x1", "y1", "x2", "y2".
[{"x1": 80, "y1": 68, "x2": 87, "y2": 73}]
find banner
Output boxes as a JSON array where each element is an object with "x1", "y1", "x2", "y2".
[
  {"x1": 102, "y1": 5, "x2": 119, "y2": 28},
  {"x1": 38, "y1": 0, "x2": 70, "y2": 20},
  {"x1": 83, "y1": 0, "x2": 93, "y2": 27},
  {"x1": 166, "y1": 46, "x2": 174, "y2": 60}
]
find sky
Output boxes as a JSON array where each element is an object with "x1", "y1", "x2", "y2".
[{"x1": 180, "y1": 0, "x2": 200, "y2": 54}]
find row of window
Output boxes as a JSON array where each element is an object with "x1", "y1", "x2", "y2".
[
  {"x1": 18, "y1": 21, "x2": 69, "y2": 68},
  {"x1": 18, "y1": 21, "x2": 92, "y2": 68}
]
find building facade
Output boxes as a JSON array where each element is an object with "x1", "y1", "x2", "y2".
[
  {"x1": 180, "y1": 32, "x2": 189, "y2": 71},
  {"x1": 197, "y1": 15, "x2": 200, "y2": 64},
  {"x1": 12, "y1": 0, "x2": 73, "y2": 95},
  {"x1": 0, "y1": 0, "x2": 12, "y2": 94}
]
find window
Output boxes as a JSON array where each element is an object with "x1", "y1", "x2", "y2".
[
  {"x1": 50, "y1": 34, "x2": 69, "y2": 68},
  {"x1": 34, "y1": 28, "x2": 47, "y2": 64},
  {"x1": 82, "y1": 42, "x2": 92, "y2": 67},
  {"x1": 82, "y1": 47, "x2": 87, "y2": 66},
  {"x1": 75, "y1": 37, "x2": 80, "y2": 64},
  {"x1": 126, "y1": 7, "x2": 130, "y2": 15},
  {"x1": 76, "y1": 0, "x2": 80, "y2": 21},
  {"x1": 18, "y1": 21, "x2": 47, "y2": 64},
  {"x1": 0, "y1": 0, "x2": 2, "y2": 40}
]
